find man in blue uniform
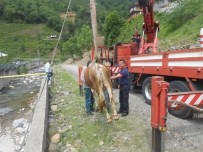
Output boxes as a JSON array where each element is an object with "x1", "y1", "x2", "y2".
[{"x1": 111, "y1": 59, "x2": 130, "y2": 117}]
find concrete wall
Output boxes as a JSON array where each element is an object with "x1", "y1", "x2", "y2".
[
  {"x1": 0, "y1": 69, "x2": 17, "y2": 90},
  {"x1": 25, "y1": 78, "x2": 49, "y2": 152},
  {"x1": 0, "y1": 61, "x2": 44, "y2": 91},
  {"x1": 24, "y1": 61, "x2": 44, "y2": 70}
]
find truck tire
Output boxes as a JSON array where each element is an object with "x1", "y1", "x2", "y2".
[
  {"x1": 168, "y1": 81, "x2": 193, "y2": 119},
  {"x1": 142, "y1": 77, "x2": 152, "y2": 105}
]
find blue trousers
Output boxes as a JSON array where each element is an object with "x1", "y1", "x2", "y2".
[
  {"x1": 119, "y1": 85, "x2": 130, "y2": 114},
  {"x1": 46, "y1": 72, "x2": 53, "y2": 81},
  {"x1": 84, "y1": 88, "x2": 94, "y2": 113}
]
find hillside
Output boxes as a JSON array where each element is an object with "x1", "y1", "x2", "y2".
[
  {"x1": 118, "y1": 0, "x2": 203, "y2": 51},
  {"x1": 0, "y1": 21, "x2": 57, "y2": 63},
  {"x1": 0, "y1": 0, "x2": 135, "y2": 62},
  {"x1": 0, "y1": 0, "x2": 202, "y2": 62}
]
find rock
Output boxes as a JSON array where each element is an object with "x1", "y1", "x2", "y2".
[
  {"x1": 60, "y1": 146, "x2": 67, "y2": 152},
  {"x1": 48, "y1": 143, "x2": 59, "y2": 152},
  {"x1": 15, "y1": 145, "x2": 21, "y2": 151},
  {"x1": 65, "y1": 143, "x2": 77, "y2": 152},
  {"x1": 51, "y1": 105, "x2": 58, "y2": 111},
  {"x1": 99, "y1": 141, "x2": 104, "y2": 146},
  {"x1": 9, "y1": 85, "x2": 15, "y2": 89},
  {"x1": 12, "y1": 118, "x2": 27, "y2": 128},
  {"x1": 58, "y1": 126, "x2": 68, "y2": 134},
  {"x1": 68, "y1": 125, "x2": 73, "y2": 130},
  {"x1": 0, "y1": 107, "x2": 13, "y2": 116},
  {"x1": 51, "y1": 134, "x2": 60, "y2": 144}
]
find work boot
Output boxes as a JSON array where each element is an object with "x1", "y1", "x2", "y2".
[
  {"x1": 121, "y1": 113, "x2": 128, "y2": 117},
  {"x1": 87, "y1": 111, "x2": 94, "y2": 116},
  {"x1": 117, "y1": 109, "x2": 122, "y2": 114}
]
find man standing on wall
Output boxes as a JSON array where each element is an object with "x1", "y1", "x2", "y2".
[
  {"x1": 111, "y1": 59, "x2": 130, "y2": 117},
  {"x1": 44, "y1": 60, "x2": 53, "y2": 82}
]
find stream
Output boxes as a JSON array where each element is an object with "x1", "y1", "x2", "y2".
[{"x1": 0, "y1": 67, "x2": 44, "y2": 152}]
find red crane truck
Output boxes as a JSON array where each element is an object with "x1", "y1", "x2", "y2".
[{"x1": 93, "y1": 0, "x2": 203, "y2": 119}]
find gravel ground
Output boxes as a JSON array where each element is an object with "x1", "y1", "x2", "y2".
[{"x1": 62, "y1": 64, "x2": 203, "y2": 152}]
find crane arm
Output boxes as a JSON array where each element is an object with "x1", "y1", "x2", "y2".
[{"x1": 138, "y1": 0, "x2": 159, "y2": 43}]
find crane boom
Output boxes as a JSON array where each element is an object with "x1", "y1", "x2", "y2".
[{"x1": 138, "y1": 0, "x2": 158, "y2": 43}]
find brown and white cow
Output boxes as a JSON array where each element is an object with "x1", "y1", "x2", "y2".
[{"x1": 84, "y1": 63, "x2": 119, "y2": 123}]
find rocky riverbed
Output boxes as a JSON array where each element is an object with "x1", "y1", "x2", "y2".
[{"x1": 0, "y1": 68, "x2": 44, "y2": 152}]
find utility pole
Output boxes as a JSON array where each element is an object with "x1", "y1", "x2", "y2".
[{"x1": 90, "y1": 0, "x2": 98, "y2": 63}]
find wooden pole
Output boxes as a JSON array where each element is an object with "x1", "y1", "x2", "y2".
[{"x1": 90, "y1": 0, "x2": 98, "y2": 64}]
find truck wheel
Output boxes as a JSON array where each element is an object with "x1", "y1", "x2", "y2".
[
  {"x1": 142, "y1": 77, "x2": 152, "y2": 104},
  {"x1": 168, "y1": 81, "x2": 193, "y2": 119}
]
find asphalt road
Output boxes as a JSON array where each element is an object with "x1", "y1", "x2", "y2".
[{"x1": 62, "y1": 64, "x2": 203, "y2": 152}]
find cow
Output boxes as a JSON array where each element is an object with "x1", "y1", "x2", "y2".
[{"x1": 84, "y1": 62, "x2": 119, "y2": 123}]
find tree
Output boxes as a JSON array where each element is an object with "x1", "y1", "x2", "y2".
[
  {"x1": 62, "y1": 25, "x2": 92, "y2": 57},
  {"x1": 104, "y1": 11, "x2": 124, "y2": 46},
  {"x1": 46, "y1": 15, "x2": 62, "y2": 32},
  {"x1": 77, "y1": 25, "x2": 93, "y2": 52}
]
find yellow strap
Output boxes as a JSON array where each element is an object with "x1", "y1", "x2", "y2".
[{"x1": 0, "y1": 73, "x2": 46, "y2": 79}]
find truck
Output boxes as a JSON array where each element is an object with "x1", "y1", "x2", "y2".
[{"x1": 92, "y1": 0, "x2": 203, "y2": 119}]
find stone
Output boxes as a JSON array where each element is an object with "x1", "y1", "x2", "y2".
[
  {"x1": 12, "y1": 118, "x2": 27, "y2": 128},
  {"x1": 48, "y1": 143, "x2": 59, "y2": 152},
  {"x1": 51, "y1": 105, "x2": 58, "y2": 111},
  {"x1": 0, "y1": 107, "x2": 13, "y2": 116},
  {"x1": 15, "y1": 145, "x2": 21, "y2": 151},
  {"x1": 51, "y1": 134, "x2": 60, "y2": 144},
  {"x1": 99, "y1": 141, "x2": 104, "y2": 146}
]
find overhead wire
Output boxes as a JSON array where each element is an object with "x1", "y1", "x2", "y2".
[{"x1": 51, "y1": 0, "x2": 72, "y2": 63}]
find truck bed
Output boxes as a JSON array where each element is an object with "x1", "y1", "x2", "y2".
[{"x1": 129, "y1": 47, "x2": 203, "y2": 79}]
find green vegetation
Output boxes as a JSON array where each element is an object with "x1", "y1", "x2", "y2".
[
  {"x1": 157, "y1": 0, "x2": 203, "y2": 49},
  {"x1": 49, "y1": 65, "x2": 150, "y2": 151},
  {"x1": 104, "y1": 11, "x2": 124, "y2": 47},
  {"x1": 62, "y1": 25, "x2": 93, "y2": 59},
  {"x1": 117, "y1": 0, "x2": 203, "y2": 50},
  {"x1": 17, "y1": 65, "x2": 28, "y2": 74},
  {"x1": 0, "y1": 0, "x2": 134, "y2": 62},
  {"x1": 0, "y1": 0, "x2": 63, "y2": 31},
  {"x1": 0, "y1": 0, "x2": 202, "y2": 62},
  {"x1": 0, "y1": 21, "x2": 57, "y2": 62}
]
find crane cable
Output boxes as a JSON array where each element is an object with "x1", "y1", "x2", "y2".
[{"x1": 51, "y1": 0, "x2": 72, "y2": 63}]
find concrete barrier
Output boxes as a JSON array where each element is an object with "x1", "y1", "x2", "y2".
[
  {"x1": 24, "y1": 61, "x2": 44, "y2": 70},
  {"x1": 25, "y1": 78, "x2": 49, "y2": 152},
  {"x1": 0, "y1": 61, "x2": 44, "y2": 91},
  {"x1": 0, "y1": 69, "x2": 17, "y2": 90}
]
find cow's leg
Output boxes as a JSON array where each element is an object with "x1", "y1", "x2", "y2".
[
  {"x1": 106, "y1": 86, "x2": 119, "y2": 121},
  {"x1": 91, "y1": 90, "x2": 99, "y2": 112},
  {"x1": 103, "y1": 107, "x2": 112, "y2": 123}
]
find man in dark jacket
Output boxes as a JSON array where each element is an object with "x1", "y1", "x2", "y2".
[{"x1": 111, "y1": 59, "x2": 130, "y2": 117}]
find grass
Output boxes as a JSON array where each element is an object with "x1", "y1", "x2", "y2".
[
  {"x1": 0, "y1": 21, "x2": 58, "y2": 60},
  {"x1": 48, "y1": 65, "x2": 151, "y2": 151}
]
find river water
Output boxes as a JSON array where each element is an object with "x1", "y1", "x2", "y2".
[{"x1": 0, "y1": 68, "x2": 44, "y2": 152}]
